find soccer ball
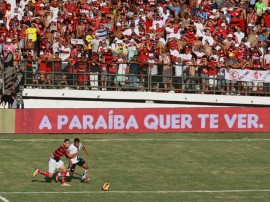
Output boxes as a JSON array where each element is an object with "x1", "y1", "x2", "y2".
[{"x1": 102, "y1": 183, "x2": 110, "y2": 191}]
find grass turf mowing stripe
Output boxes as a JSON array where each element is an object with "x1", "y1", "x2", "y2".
[
  {"x1": 1, "y1": 138, "x2": 270, "y2": 142},
  {"x1": 1, "y1": 190, "x2": 270, "y2": 194}
]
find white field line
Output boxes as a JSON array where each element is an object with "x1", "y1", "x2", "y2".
[
  {"x1": 1, "y1": 190, "x2": 270, "y2": 194},
  {"x1": 0, "y1": 196, "x2": 9, "y2": 202},
  {"x1": 1, "y1": 138, "x2": 270, "y2": 142}
]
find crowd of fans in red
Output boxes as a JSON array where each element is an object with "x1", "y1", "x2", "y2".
[{"x1": 0, "y1": 0, "x2": 270, "y2": 94}]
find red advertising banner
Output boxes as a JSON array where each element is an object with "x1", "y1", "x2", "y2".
[{"x1": 15, "y1": 108, "x2": 270, "y2": 133}]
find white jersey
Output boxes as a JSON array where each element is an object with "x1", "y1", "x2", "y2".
[{"x1": 68, "y1": 143, "x2": 83, "y2": 164}]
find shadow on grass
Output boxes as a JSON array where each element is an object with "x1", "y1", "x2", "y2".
[
  {"x1": 31, "y1": 177, "x2": 53, "y2": 183},
  {"x1": 69, "y1": 173, "x2": 90, "y2": 183},
  {"x1": 31, "y1": 173, "x2": 89, "y2": 183}
]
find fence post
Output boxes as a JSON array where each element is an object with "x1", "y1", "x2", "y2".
[
  {"x1": 148, "y1": 65, "x2": 151, "y2": 92},
  {"x1": 1, "y1": 70, "x2": 3, "y2": 95}
]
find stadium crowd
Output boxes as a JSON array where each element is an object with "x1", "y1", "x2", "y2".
[{"x1": 0, "y1": 0, "x2": 270, "y2": 95}]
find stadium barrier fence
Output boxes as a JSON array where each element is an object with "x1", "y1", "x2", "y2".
[{"x1": 16, "y1": 61, "x2": 270, "y2": 96}]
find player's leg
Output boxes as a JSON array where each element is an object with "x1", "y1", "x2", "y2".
[
  {"x1": 77, "y1": 158, "x2": 90, "y2": 182},
  {"x1": 56, "y1": 162, "x2": 75, "y2": 182},
  {"x1": 81, "y1": 163, "x2": 90, "y2": 182},
  {"x1": 33, "y1": 169, "x2": 53, "y2": 177},
  {"x1": 68, "y1": 160, "x2": 75, "y2": 177},
  {"x1": 58, "y1": 161, "x2": 70, "y2": 186},
  {"x1": 33, "y1": 159, "x2": 55, "y2": 178}
]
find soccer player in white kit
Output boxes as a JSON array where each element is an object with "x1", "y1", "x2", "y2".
[{"x1": 56, "y1": 138, "x2": 91, "y2": 182}]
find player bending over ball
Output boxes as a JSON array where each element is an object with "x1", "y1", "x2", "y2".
[
  {"x1": 56, "y1": 138, "x2": 91, "y2": 182},
  {"x1": 32, "y1": 139, "x2": 78, "y2": 186}
]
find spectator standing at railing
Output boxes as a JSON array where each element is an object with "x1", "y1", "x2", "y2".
[
  {"x1": 193, "y1": 45, "x2": 207, "y2": 91},
  {"x1": 182, "y1": 46, "x2": 196, "y2": 92},
  {"x1": 104, "y1": 46, "x2": 115, "y2": 90},
  {"x1": 217, "y1": 58, "x2": 226, "y2": 94},
  {"x1": 89, "y1": 53, "x2": 100, "y2": 90},
  {"x1": 60, "y1": 42, "x2": 71, "y2": 71},
  {"x1": 115, "y1": 54, "x2": 127, "y2": 90},
  {"x1": 161, "y1": 51, "x2": 173, "y2": 92},
  {"x1": 128, "y1": 55, "x2": 140, "y2": 89},
  {"x1": 146, "y1": 53, "x2": 159, "y2": 90},
  {"x1": 75, "y1": 60, "x2": 88, "y2": 90},
  {"x1": 173, "y1": 57, "x2": 183, "y2": 92},
  {"x1": 36, "y1": 51, "x2": 48, "y2": 88},
  {"x1": 99, "y1": 55, "x2": 108, "y2": 91},
  {"x1": 49, "y1": 52, "x2": 62, "y2": 87},
  {"x1": 226, "y1": 52, "x2": 237, "y2": 95},
  {"x1": 207, "y1": 57, "x2": 218, "y2": 94}
]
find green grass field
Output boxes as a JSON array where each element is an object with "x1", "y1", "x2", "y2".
[{"x1": 1, "y1": 133, "x2": 270, "y2": 202}]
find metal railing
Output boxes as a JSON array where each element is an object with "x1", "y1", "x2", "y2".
[
  {"x1": 2, "y1": 66, "x2": 16, "y2": 95},
  {"x1": 10, "y1": 61, "x2": 270, "y2": 96}
]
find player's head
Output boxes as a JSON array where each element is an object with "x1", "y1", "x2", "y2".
[
  {"x1": 64, "y1": 139, "x2": 70, "y2": 148},
  {"x1": 74, "y1": 138, "x2": 80, "y2": 147}
]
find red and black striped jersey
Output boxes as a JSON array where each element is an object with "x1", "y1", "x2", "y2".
[
  {"x1": 52, "y1": 145, "x2": 68, "y2": 160},
  {"x1": 228, "y1": 11, "x2": 241, "y2": 27}
]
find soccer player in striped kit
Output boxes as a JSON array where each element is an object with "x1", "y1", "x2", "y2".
[
  {"x1": 33, "y1": 139, "x2": 78, "y2": 186},
  {"x1": 56, "y1": 138, "x2": 91, "y2": 182}
]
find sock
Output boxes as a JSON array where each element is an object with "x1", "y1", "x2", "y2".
[
  {"x1": 61, "y1": 171, "x2": 67, "y2": 184},
  {"x1": 37, "y1": 169, "x2": 50, "y2": 177},
  {"x1": 82, "y1": 169, "x2": 89, "y2": 179},
  {"x1": 57, "y1": 172, "x2": 70, "y2": 178}
]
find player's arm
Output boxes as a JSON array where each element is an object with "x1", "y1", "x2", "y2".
[
  {"x1": 82, "y1": 145, "x2": 90, "y2": 160},
  {"x1": 65, "y1": 151, "x2": 78, "y2": 159}
]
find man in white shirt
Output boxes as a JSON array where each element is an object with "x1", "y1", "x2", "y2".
[
  {"x1": 60, "y1": 43, "x2": 71, "y2": 61},
  {"x1": 155, "y1": 33, "x2": 166, "y2": 46},
  {"x1": 173, "y1": 57, "x2": 184, "y2": 91},
  {"x1": 123, "y1": 24, "x2": 139, "y2": 37},
  {"x1": 146, "y1": 53, "x2": 159, "y2": 88},
  {"x1": 152, "y1": 15, "x2": 165, "y2": 27},
  {"x1": 167, "y1": 27, "x2": 181, "y2": 41},
  {"x1": 165, "y1": 23, "x2": 174, "y2": 40},
  {"x1": 161, "y1": 8, "x2": 170, "y2": 22},
  {"x1": 56, "y1": 138, "x2": 91, "y2": 182},
  {"x1": 202, "y1": 28, "x2": 214, "y2": 46},
  {"x1": 11, "y1": 7, "x2": 22, "y2": 20},
  {"x1": 234, "y1": 26, "x2": 245, "y2": 44},
  {"x1": 170, "y1": 45, "x2": 180, "y2": 58},
  {"x1": 194, "y1": 18, "x2": 204, "y2": 37}
]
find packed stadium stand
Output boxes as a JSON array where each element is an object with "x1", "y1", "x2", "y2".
[{"x1": 1, "y1": 0, "x2": 270, "y2": 101}]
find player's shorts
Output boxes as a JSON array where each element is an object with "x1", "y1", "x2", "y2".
[
  {"x1": 49, "y1": 158, "x2": 64, "y2": 174},
  {"x1": 69, "y1": 158, "x2": 86, "y2": 172}
]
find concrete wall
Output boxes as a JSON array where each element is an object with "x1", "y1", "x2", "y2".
[
  {"x1": 23, "y1": 89, "x2": 270, "y2": 108},
  {"x1": 1, "y1": 89, "x2": 269, "y2": 108}
]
